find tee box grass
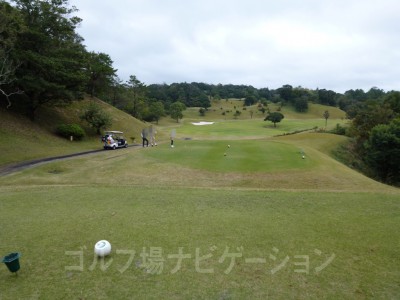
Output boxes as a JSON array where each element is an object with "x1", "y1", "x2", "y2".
[{"x1": 0, "y1": 186, "x2": 399, "y2": 299}]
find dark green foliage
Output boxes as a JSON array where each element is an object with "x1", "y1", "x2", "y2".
[
  {"x1": 343, "y1": 93, "x2": 400, "y2": 186},
  {"x1": 0, "y1": 2, "x2": 25, "y2": 108},
  {"x1": 145, "y1": 101, "x2": 165, "y2": 124},
  {"x1": 323, "y1": 110, "x2": 330, "y2": 127},
  {"x1": 329, "y1": 123, "x2": 347, "y2": 135},
  {"x1": 11, "y1": 0, "x2": 88, "y2": 120},
  {"x1": 244, "y1": 95, "x2": 257, "y2": 106},
  {"x1": 86, "y1": 52, "x2": 117, "y2": 97},
  {"x1": 294, "y1": 97, "x2": 308, "y2": 112},
  {"x1": 277, "y1": 85, "x2": 293, "y2": 102},
  {"x1": 56, "y1": 123, "x2": 85, "y2": 140},
  {"x1": 384, "y1": 91, "x2": 400, "y2": 114},
  {"x1": 233, "y1": 110, "x2": 241, "y2": 119},
  {"x1": 348, "y1": 102, "x2": 395, "y2": 146},
  {"x1": 169, "y1": 101, "x2": 186, "y2": 122},
  {"x1": 124, "y1": 75, "x2": 147, "y2": 119},
  {"x1": 364, "y1": 118, "x2": 400, "y2": 185},
  {"x1": 80, "y1": 102, "x2": 112, "y2": 134},
  {"x1": 318, "y1": 89, "x2": 337, "y2": 106},
  {"x1": 264, "y1": 112, "x2": 284, "y2": 127}
]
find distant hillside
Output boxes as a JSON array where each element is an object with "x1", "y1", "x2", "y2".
[{"x1": 173, "y1": 99, "x2": 346, "y2": 122}]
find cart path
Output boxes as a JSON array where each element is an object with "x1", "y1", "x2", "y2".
[{"x1": 0, "y1": 144, "x2": 141, "y2": 177}]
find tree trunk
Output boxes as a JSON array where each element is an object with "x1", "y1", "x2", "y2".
[{"x1": 28, "y1": 94, "x2": 39, "y2": 121}]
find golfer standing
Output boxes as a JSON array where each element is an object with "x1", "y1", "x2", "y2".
[
  {"x1": 141, "y1": 128, "x2": 149, "y2": 147},
  {"x1": 170, "y1": 129, "x2": 176, "y2": 147}
]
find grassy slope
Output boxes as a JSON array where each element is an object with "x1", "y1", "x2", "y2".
[
  {"x1": 0, "y1": 97, "x2": 148, "y2": 166},
  {"x1": 178, "y1": 99, "x2": 346, "y2": 122}
]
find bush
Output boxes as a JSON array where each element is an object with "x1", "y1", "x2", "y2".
[
  {"x1": 329, "y1": 123, "x2": 347, "y2": 135},
  {"x1": 80, "y1": 102, "x2": 112, "y2": 134},
  {"x1": 56, "y1": 124, "x2": 85, "y2": 140}
]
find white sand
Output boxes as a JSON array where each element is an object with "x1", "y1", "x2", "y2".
[{"x1": 191, "y1": 121, "x2": 215, "y2": 126}]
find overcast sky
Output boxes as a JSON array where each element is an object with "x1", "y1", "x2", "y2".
[{"x1": 74, "y1": 0, "x2": 400, "y2": 93}]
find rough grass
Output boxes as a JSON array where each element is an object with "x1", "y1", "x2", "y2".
[
  {"x1": 180, "y1": 101, "x2": 346, "y2": 122},
  {"x1": 0, "y1": 97, "x2": 147, "y2": 166}
]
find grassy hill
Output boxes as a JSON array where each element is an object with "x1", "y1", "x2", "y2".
[
  {"x1": 0, "y1": 97, "x2": 148, "y2": 166},
  {"x1": 173, "y1": 99, "x2": 346, "y2": 123}
]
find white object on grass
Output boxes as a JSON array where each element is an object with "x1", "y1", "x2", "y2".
[
  {"x1": 191, "y1": 121, "x2": 214, "y2": 126},
  {"x1": 94, "y1": 240, "x2": 112, "y2": 257}
]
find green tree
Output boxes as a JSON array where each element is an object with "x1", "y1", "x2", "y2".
[
  {"x1": 384, "y1": 91, "x2": 400, "y2": 114},
  {"x1": 86, "y1": 52, "x2": 117, "y2": 98},
  {"x1": 323, "y1": 110, "x2": 330, "y2": 128},
  {"x1": 169, "y1": 101, "x2": 186, "y2": 123},
  {"x1": 148, "y1": 101, "x2": 165, "y2": 124},
  {"x1": 318, "y1": 89, "x2": 337, "y2": 106},
  {"x1": 277, "y1": 84, "x2": 293, "y2": 103},
  {"x1": 13, "y1": 0, "x2": 88, "y2": 120},
  {"x1": 0, "y1": 1, "x2": 25, "y2": 108},
  {"x1": 364, "y1": 118, "x2": 400, "y2": 184},
  {"x1": 294, "y1": 97, "x2": 308, "y2": 112},
  {"x1": 80, "y1": 102, "x2": 112, "y2": 134},
  {"x1": 244, "y1": 95, "x2": 257, "y2": 106},
  {"x1": 264, "y1": 112, "x2": 284, "y2": 127},
  {"x1": 125, "y1": 75, "x2": 146, "y2": 119},
  {"x1": 348, "y1": 102, "x2": 395, "y2": 146}
]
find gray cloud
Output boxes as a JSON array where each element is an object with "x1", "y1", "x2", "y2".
[{"x1": 75, "y1": 0, "x2": 400, "y2": 92}]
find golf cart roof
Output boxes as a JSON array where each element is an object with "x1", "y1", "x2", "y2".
[{"x1": 105, "y1": 131, "x2": 123, "y2": 134}]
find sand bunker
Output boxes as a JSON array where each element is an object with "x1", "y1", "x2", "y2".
[{"x1": 191, "y1": 121, "x2": 215, "y2": 126}]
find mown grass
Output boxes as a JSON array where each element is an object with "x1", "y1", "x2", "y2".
[
  {"x1": 145, "y1": 139, "x2": 316, "y2": 173},
  {"x1": 1, "y1": 99, "x2": 399, "y2": 299},
  {"x1": 173, "y1": 118, "x2": 348, "y2": 141},
  {"x1": 1, "y1": 134, "x2": 395, "y2": 193},
  {"x1": 0, "y1": 186, "x2": 399, "y2": 299}
]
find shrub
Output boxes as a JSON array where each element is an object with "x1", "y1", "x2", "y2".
[
  {"x1": 56, "y1": 124, "x2": 85, "y2": 140},
  {"x1": 329, "y1": 123, "x2": 347, "y2": 135},
  {"x1": 80, "y1": 102, "x2": 112, "y2": 134}
]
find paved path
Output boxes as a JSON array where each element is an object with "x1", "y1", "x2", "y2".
[{"x1": 0, "y1": 144, "x2": 140, "y2": 177}]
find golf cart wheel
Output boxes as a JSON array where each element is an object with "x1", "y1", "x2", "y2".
[
  {"x1": 113, "y1": 145, "x2": 116, "y2": 150},
  {"x1": 125, "y1": 143, "x2": 128, "y2": 148}
]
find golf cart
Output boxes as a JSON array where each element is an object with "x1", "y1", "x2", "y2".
[{"x1": 102, "y1": 131, "x2": 128, "y2": 150}]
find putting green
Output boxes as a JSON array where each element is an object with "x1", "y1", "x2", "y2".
[{"x1": 144, "y1": 140, "x2": 315, "y2": 173}]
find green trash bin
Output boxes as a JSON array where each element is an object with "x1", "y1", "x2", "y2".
[{"x1": 2, "y1": 252, "x2": 21, "y2": 273}]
